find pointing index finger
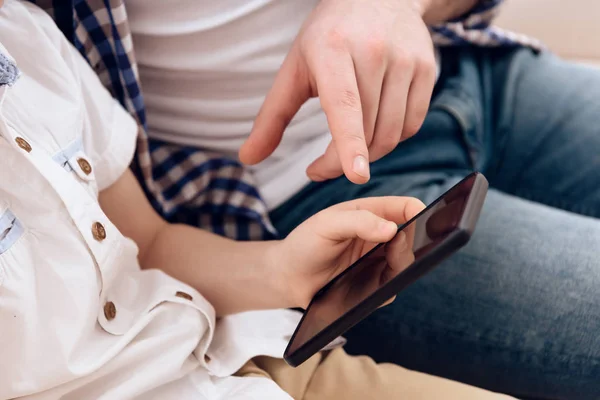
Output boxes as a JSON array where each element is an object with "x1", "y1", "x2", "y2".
[{"x1": 315, "y1": 51, "x2": 370, "y2": 183}]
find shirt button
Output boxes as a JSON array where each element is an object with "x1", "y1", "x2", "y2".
[
  {"x1": 104, "y1": 301, "x2": 117, "y2": 321},
  {"x1": 77, "y1": 157, "x2": 92, "y2": 175},
  {"x1": 175, "y1": 291, "x2": 193, "y2": 301},
  {"x1": 92, "y1": 222, "x2": 106, "y2": 241},
  {"x1": 15, "y1": 137, "x2": 32, "y2": 153}
]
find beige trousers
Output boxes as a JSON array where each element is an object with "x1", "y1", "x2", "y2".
[{"x1": 236, "y1": 348, "x2": 514, "y2": 400}]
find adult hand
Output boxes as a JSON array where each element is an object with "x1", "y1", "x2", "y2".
[
  {"x1": 240, "y1": 0, "x2": 436, "y2": 184},
  {"x1": 267, "y1": 196, "x2": 424, "y2": 309}
]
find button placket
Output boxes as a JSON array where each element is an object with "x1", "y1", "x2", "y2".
[
  {"x1": 89, "y1": 219, "x2": 125, "y2": 333},
  {"x1": 1, "y1": 118, "x2": 128, "y2": 333}
]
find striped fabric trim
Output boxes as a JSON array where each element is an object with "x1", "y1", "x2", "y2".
[{"x1": 26, "y1": 0, "x2": 538, "y2": 240}]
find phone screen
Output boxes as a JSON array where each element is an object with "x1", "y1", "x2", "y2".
[{"x1": 287, "y1": 174, "x2": 477, "y2": 356}]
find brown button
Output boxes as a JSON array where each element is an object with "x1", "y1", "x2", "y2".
[
  {"x1": 15, "y1": 137, "x2": 32, "y2": 153},
  {"x1": 77, "y1": 158, "x2": 92, "y2": 175},
  {"x1": 92, "y1": 222, "x2": 106, "y2": 241},
  {"x1": 104, "y1": 301, "x2": 116, "y2": 321},
  {"x1": 204, "y1": 354, "x2": 211, "y2": 363},
  {"x1": 175, "y1": 291, "x2": 193, "y2": 301}
]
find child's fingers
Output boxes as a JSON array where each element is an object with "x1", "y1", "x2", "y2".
[
  {"x1": 317, "y1": 209, "x2": 398, "y2": 243},
  {"x1": 378, "y1": 296, "x2": 396, "y2": 309},
  {"x1": 332, "y1": 196, "x2": 425, "y2": 225}
]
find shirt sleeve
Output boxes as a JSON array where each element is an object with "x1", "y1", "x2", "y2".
[
  {"x1": 430, "y1": 0, "x2": 504, "y2": 46},
  {"x1": 453, "y1": 0, "x2": 503, "y2": 26},
  {"x1": 25, "y1": 2, "x2": 139, "y2": 192},
  {"x1": 74, "y1": 52, "x2": 139, "y2": 191},
  {"x1": 429, "y1": 0, "x2": 543, "y2": 49}
]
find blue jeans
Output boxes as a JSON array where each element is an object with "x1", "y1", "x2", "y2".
[{"x1": 270, "y1": 47, "x2": 600, "y2": 400}]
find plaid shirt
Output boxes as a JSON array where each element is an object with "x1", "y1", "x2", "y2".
[{"x1": 28, "y1": 0, "x2": 540, "y2": 241}]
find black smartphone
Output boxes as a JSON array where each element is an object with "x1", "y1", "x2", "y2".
[{"x1": 284, "y1": 172, "x2": 488, "y2": 367}]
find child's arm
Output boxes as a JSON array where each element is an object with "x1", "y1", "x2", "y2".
[
  {"x1": 100, "y1": 169, "x2": 423, "y2": 316},
  {"x1": 100, "y1": 169, "x2": 289, "y2": 315}
]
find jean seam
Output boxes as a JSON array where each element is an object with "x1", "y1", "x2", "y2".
[
  {"x1": 488, "y1": 62, "x2": 522, "y2": 187},
  {"x1": 430, "y1": 102, "x2": 478, "y2": 170}
]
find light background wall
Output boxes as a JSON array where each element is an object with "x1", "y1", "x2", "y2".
[{"x1": 495, "y1": 0, "x2": 600, "y2": 66}]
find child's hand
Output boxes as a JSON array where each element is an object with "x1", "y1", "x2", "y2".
[
  {"x1": 267, "y1": 196, "x2": 425, "y2": 309},
  {"x1": 102, "y1": 170, "x2": 424, "y2": 316}
]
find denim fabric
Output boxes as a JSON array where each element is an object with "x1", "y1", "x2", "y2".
[{"x1": 270, "y1": 47, "x2": 600, "y2": 400}]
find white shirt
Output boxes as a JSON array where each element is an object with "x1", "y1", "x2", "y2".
[
  {"x1": 126, "y1": 0, "x2": 441, "y2": 210},
  {"x1": 0, "y1": 2, "x2": 300, "y2": 399}
]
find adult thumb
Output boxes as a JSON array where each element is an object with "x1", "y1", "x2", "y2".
[{"x1": 239, "y1": 48, "x2": 311, "y2": 165}]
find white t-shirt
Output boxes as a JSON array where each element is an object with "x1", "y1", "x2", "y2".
[
  {"x1": 126, "y1": 0, "x2": 440, "y2": 210},
  {"x1": 0, "y1": 1, "x2": 300, "y2": 399}
]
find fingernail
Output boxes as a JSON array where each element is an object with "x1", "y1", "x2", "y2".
[{"x1": 353, "y1": 155, "x2": 370, "y2": 179}]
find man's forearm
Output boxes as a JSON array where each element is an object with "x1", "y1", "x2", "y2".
[{"x1": 418, "y1": 0, "x2": 480, "y2": 25}]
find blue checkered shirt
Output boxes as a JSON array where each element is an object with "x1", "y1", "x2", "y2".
[{"x1": 28, "y1": 0, "x2": 540, "y2": 240}]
